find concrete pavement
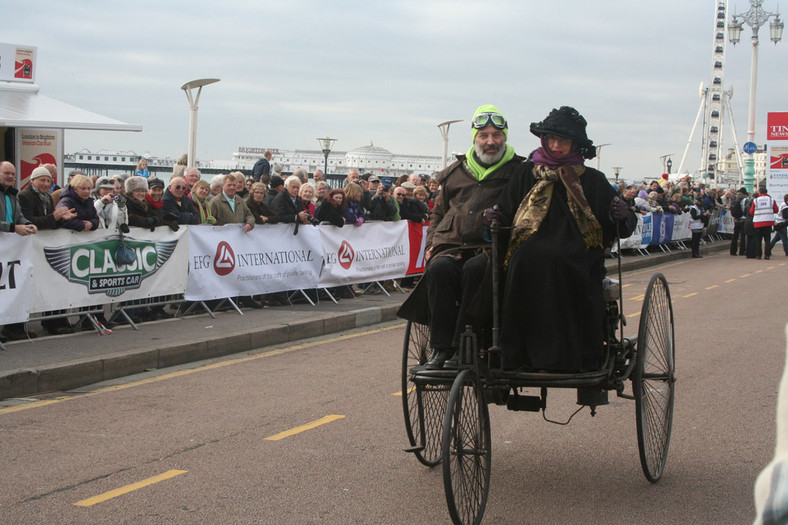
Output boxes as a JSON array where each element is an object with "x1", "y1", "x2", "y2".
[{"x1": 0, "y1": 240, "x2": 730, "y2": 400}]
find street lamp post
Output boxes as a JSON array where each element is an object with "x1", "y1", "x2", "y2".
[
  {"x1": 437, "y1": 120, "x2": 462, "y2": 170},
  {"x1": 595, "y1": 143, "x2": 611, "y2": 172},
  {"x1": 612, "y1": 166, "x2": 622, "y2": 185},
  {"x1": 317, "y1": 137, "x2": 337, "y2": 176},
  {"x1": 181, "y1": 78, "x2": 220, "y2": 169},
  {"x1": 728, "y1": 0, "x2": 783, "y2": 192},
  {"x1": 659, "y1": 154, "x2": 674, "y2": 175}
]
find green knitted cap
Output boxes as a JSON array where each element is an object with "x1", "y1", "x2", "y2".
[{"x1": 471, "y1": 104, "x2": 508, "y2": 143}]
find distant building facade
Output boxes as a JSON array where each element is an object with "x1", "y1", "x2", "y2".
[{"x1": 65, "y1": 142, "x2": 455, "y2": 180}]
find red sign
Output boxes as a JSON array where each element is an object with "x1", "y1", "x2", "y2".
[
  {"x1": 338, "y1": 241, "x2": 355, "y2": 270},
  {"x1": 213, "y1": 242, "x2": 235, "y2": 276},
  {"x1": 770, "y1": 153, "x2": 788, "y2": 170},
  {"x1": 767, "y1": 112, "x2": 788, "y2": 141}
]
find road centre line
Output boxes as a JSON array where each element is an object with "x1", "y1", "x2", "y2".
[
  {"x1": 265, "y1": 415, "x2": 345, "y2": 441},
  {"x1": 683, "y1": 292, "x2": 699, "y2": 298},
  {"x1": 73, "y1": 469, "x2": 187, "y2": 507},
  {"x1": 0, "y1": 324, "x2": 403, "y2": 416},
  {"x1": 705, "y1": 285, "x2": 718, "y2": 290},
  {"x1": 725, "y1": 279, "x2": 736, "y2": 283}
]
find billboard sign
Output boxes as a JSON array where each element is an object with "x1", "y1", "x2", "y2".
[{"x1": 0, "y1": 43, "x2": 36, "y2": 83}]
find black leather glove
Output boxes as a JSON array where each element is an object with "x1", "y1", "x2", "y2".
[
  {"x1": 119, "y1": 223, "x2": 130, "y2": 234},
  {"x1": 610, "y1": 196, "x2": 628, "y2": 220},
  {"x1": 165, "y1": 220, "x2": 180, "y2": 232},
  {"x1": 483, "y1": 205, "x2": 501, "y2": 227},
  {"x1": 144, "y1": 217, "x2": 156, "y2": 232},
  {"x1": 163, "y1": 212, "x2": 180, "y2": 223}
]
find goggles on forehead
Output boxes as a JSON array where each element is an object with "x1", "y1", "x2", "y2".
[{"x1": 472, "y1": 112, "x2": 507, "y2": 130}]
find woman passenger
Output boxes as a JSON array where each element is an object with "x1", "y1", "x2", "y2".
[{"x1": 495, "y1": 106, "x2": 635, "y2": 372}]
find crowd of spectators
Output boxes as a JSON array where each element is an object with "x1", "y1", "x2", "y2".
[{"x1": 0, "y1": 159, "x2": 443, "y2": 340}]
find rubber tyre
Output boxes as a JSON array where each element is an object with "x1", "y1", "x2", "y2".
[
  {"x1": 402, "y1": 321, "x2": 446, "y2": 467},
  {"x1": 634, "y1": 273, "x2": 676, "y2": 483},
  {"x1": 442, "y1": 369, "x2": 491, "y2": 525}
]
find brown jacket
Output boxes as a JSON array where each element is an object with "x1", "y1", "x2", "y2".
[
  {"x1": 427, "y1": 153, "x2": 524, "y2": 258},
  {"x1": 208, "y1": 192, "x2": 255, "y2": 227},
  {"x1": 398, "y1": 152, "x2": 523, "y2": 324}
]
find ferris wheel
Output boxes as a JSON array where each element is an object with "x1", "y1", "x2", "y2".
[{"x1": 677, "y1": 0, "x2": 745, "y2": 183}]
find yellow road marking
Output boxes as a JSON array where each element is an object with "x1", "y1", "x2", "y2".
[
  {"x1": 725, "y1": 279, "x2": 736, "y2": 283},
  {"x1": 705, "y1": 285, "x2": 718, "y2": 290},
  {"x1": 74, "y1": 469, "x2": 187, "y2": 507},
  {"x1": 740, "y1": 273, "x2": 752, "y2": 278},
  {"x1": 683, "y1": 292, "x2": 699, "y2": 298},
  {"x1": 393, "y1": 385, "x2": 415, "y2": 397},
  {"x1": 621, "y1": 283, "x2": 632, "y2": 288},
  {"x1": 627, "y1": 313, "x2": 640, "y2": 318},
  {"x1": 629, "y1": 294, "x2": 645, "y2": 301},
  {"x1": 0, "y1": 324, "x2": 403, "y2": 416},
  {"x1": 265, "y1": 415, "x2": 345, "y2": 441}
]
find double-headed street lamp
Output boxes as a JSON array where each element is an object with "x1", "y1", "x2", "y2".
[
  {"x1": 317, "y1": 136, "x2": 337, "y2": 176},
  {"x1": 181, "y1": 78, "x2": 220, "y2": 169},
  {"x1": 728, "y1": 0, "x2": 783, "y2": 191}
]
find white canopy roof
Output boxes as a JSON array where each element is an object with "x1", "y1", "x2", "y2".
[{"x1": 0, "y1": 83, "x2": 142, "y2": 132}]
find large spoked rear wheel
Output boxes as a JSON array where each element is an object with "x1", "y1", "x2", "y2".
[
  {"x1": 442, "y1": 369, "x2": 491, "y2": 525},
  {"x1": 402, "y1": 321, "x2": 446, "y2": 467},
  {"x1": 635, "y1": 273, "x2": 676, "y2": 482}
]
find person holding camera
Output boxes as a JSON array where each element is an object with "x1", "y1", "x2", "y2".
[
  {"x1": 370, "y1": 182, "x2": 399, "y2": 221},
  {"x1": 92, "y1": 176, "x2": 129, "y2": 232}
]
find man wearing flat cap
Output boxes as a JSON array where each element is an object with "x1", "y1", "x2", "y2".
[{"x1": 398, "y1": 104, "x2": 524, "y2": 370}]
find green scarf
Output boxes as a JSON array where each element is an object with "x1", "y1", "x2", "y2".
[{"x1": 465, "y1": 143, "x2": 515, "y2": 181}]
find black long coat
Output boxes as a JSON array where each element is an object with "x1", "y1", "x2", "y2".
[{"x1": 496, "y1": 160, "x2": 635, "y2": 371}]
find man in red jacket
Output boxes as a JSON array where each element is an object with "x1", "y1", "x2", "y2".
[{"x1": 750, "y1": 185, "x2": 779, "y2": 260}]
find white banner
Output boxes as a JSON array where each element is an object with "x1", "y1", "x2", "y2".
[
  {"x1": 0, "y1": 233, "x2": 33, "y2": 324},
  {"x1": 318, "y1": 221, "x2": 409, "y2": 287},
  {"x1": 618, "y1": 217, "x2": 643, "y2": 250},
  {"x1": 31, "y1": 228, "x2": 188, "y2": 311},
  {"x1": 185, "y1": 224, "x2": 324, "y2": 300},
  {"x1": 672, "y1": 213, "x2": 691, "y2": 241},
  {"x1": 719, "y1": 209, "x2": 735, "y2": 234}
]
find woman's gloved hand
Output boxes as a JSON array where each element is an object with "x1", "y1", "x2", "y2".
[{"x1": 610, "y1": 196, "x2": 628, "y2": 220}]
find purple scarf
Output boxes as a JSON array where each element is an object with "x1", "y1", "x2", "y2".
[{"x1": 530, "y1": 137, "x2": 585, "y2": 168}]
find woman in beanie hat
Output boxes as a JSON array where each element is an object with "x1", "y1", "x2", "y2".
[
  {"x1": 494, "y1": 106, "x2": 636, "y2": 372},
  {"x1": 125, "y1": 176, "x2": 161, "y2": 231}
]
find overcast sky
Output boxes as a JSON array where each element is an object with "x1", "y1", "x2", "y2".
[{"x1": 4, "y1": 0, "x2": 787, "y2": 181}]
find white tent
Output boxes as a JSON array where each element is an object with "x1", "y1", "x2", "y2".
[{"x1": 0, "y1": 82, "x2": 141, "y2": 132}]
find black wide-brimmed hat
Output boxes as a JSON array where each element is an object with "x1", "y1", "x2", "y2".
[{"x1": 530, "y1": 106, "x2": 596, "y2": 160}]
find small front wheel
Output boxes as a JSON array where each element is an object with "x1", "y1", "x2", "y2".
[{"x1": 442, "y1": 369, "x2": 491, "y2": 525}]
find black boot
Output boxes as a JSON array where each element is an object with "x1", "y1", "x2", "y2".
[{"x1": 425, "y1": 348, "x2": 454, "y2": 370}]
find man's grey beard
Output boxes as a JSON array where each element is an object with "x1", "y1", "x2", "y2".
[{"x1": 474, "y1": 141, "x2": 506, "y2": 165}]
